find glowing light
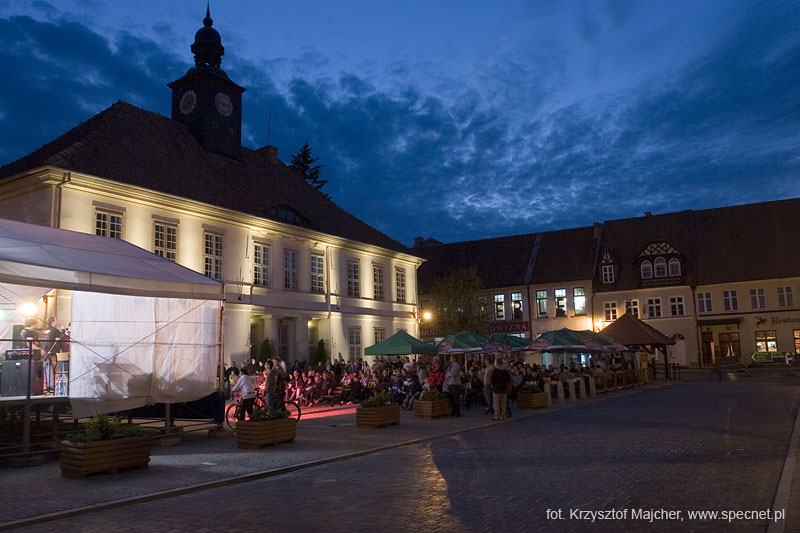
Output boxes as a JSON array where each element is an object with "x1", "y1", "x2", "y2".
[
  {"x1": 20, "y1": 303, "x2": 37, "y2": 316},
  {"x1": 307, "y1": 320, "x2": 313, "y2": 327},
  {"x1": 423, "y1": 311, "x2": 432, "y2": 321}
]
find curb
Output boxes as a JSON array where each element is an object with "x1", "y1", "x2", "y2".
[
  {"x1": 767, "y1": 389, "x2": 800, "y2": 533},
  {"x1": 0, "y1": 382, "x2": 668, "y2": 531}
]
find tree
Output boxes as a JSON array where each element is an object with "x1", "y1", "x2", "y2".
[
  {"x1": 429, "y1": 267, "x2": 489, "y2": 335},
  {"x1": 290, "y1": 142, "x2": 328, "y2": 193}
]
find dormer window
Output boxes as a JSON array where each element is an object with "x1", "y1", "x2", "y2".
[
  {"x1": 654, "y1": 257, "x2": 667, "y2": 278},
  {"x1": 640, "y1": 260, "x2": 653, "y2": 279},
  {"x1": 270, "y1": 206, "x2": 307, "y2": 226},
  {"x1": 668, "y1": 258, "x2": 681, "y2": 276}
]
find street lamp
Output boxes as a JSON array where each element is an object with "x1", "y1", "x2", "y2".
[{"x1": 423, "y1": 311, "x2": 432, "y2": 321}]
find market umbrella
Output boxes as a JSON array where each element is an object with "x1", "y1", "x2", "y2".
[
  {"x1": 488, "y1": 333, "x2": 533, "y2": 351},
  {"x1": 437, "y1": 331, "x2": 498, "y2": 353},
  {"x1": 527, "y1": 328, "x2": 594, "y2": 352},
  {"x1": 364, "y1": 330, "x2": 437, "y2": 356}
]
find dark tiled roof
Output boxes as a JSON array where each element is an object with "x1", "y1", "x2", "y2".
[
  {"x1": 416, "y1": 226, "x2": 597, "y2": 293},
  {"x1": 600, "y1": 312, "x2": 675, "y2": 346},
  {"x1": 0, "y1": 101, "x2": 410, "y2": 255}
]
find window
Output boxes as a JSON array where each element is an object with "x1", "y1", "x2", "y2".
[
  {"x1": 697, "y1": 292, "x2": 712, "y2": 313},
  {"x1": 670, "y1": 296, "x2": 685, "y2": 316},
  {"x1": 755, "y1": 330, "x2": 777, "y2": 352},
  {"x1": 511, "y1": 292, "x2": 523, "y2": 320},
  {"x1": 204, "y1": 232, "x2": 223, "y2": 280},
  {"x1": 794, "y1": 330, "x2": 800, "y2": 355},
  {"x1": 373, "y1": 266, "x2": 384, "y2": 301},
  {"x1": 536, "y1": 290, "x2": 547, "y2": 317},
  {"x1": 310, "y1": 253, "x2": 325, "y2": 293},
  {"x1": 604, "y1": 302, "x2": 617, "y2": 321},
  {"x1": 646, "y1": 298, "x2": 662, "y2": 318},
  {"x1": 348, "y1": 328, "x2": 362, "y2": 359},
  {"x1": 153, "y1": 222, "x2": 177, "y2": 261},
  {"x1": 95, "y1": 210, "x2": 122, "y2": 239},
  {"x1": 626, "y1": 299, "x2": 639, "y2": 318},
  {"x1": 494, "y1": 294, "x2": 505, "y2": 321},
  {"x1": 723, "y1": 290, "x2": 738, "y2": 312},
  {"x1": 778, "y1": 286, "x2": 794, "y2": 308},
  {"x1": 640, "y1": 261, "x2": 653, "y2": 279},
  {"x1": 347, "y1": 261, "x2": 360, "y2": 297},
  {"x1": 573, "y1": 288, "x2": 586, "y2": 316},
  {"x1": 253, "y1": 243, "x2": 270, "y2": 287},
  {"x1": 284, "y1": 250, "x2": 298, "y2": 290},
  {"x1": 554, "y1": 288, "x2": 567, "y2": 317},
  {"x1": 374, "y1": 329, "x2": 385, "y2": 344},
  {"x1": 654, "y1": 257, "x2": 667, "y2": 278},
  {"x1": 750, "y1": 288, "x2": 766, "y2": 310},
  {"x1": 601, "y1": 264, "x2": 615, "y2": 284},
  {"x1": 668, "y1": 258, "x2": 681, "y2": 277},
  {"x1": 396, "y1": 269, "x2": 407, "y2": 303},
  {"x1": 477, "y1": 295, "x2": 487, "y2": 319}
]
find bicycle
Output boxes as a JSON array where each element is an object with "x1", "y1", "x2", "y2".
[{"x1": 225, "y1": 389, "x2": 301, "y2": 430}]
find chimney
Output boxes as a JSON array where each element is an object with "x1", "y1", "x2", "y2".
[
  {"x1": 645, "y1": 211, "x2": 652, "y2": 217},
  {"x1": 414, "y1": 236, "x2": 424, "y2": 248},
  {"x1": 258, "y1": 145, "x2": 279, "y2": 163},
  {"x1": 593, "y1": 222, "x2": 601, "y2": 239}
]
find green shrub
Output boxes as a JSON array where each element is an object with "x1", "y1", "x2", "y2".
[
  {"x1": 521, "y1": 382, "x2": 542, "y2": 394},
  {"x1": 66, "y1": 412, "x2": 145, "y2": 442},
  {"x1": 361, "y1": 390, "x2": 391, "y2": 408},
  {"x1": 248, "y1": 404, "x2": 289, "y2": 421},
  {"x1": 421, "y1": 389, "x2": 442, "y2": 401}
]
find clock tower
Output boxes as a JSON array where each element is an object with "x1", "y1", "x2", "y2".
[{"x1": 168, "y1": 7, "x2": 245, "y2": 159}]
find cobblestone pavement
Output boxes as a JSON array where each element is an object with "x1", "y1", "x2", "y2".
[{"x1": 6, "y1": 378, "x2": 800, "y2": 533}]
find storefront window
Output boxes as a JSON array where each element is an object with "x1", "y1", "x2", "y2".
[
  {"x1": 794, "y1": 330, "x2": 800, "y2": 354},
  {"x1": 755, "y1": 330, "x2": 777, "y2": 352}
]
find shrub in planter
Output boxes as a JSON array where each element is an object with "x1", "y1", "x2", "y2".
[
  {"x1": 414, "y1": 388, "x2": 450, "y2": 419},
  {"x1": 357, "y1": 390, "x2": 400, "y2": 428},
  {"x1": 235, "y1": 404, "x2": 297, "y2": 449},
  {"x1": 518, "y1": 383, "x2": 548, "y2": 410},
  {"x1": 60, "y1": 412, "x2": 150, "y2": 478}
]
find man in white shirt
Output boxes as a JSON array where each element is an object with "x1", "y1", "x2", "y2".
[{"x1": 231, "y1": 368, "x2": 257, "y2": 421}]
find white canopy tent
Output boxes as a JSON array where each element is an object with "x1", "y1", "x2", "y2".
[{"x1": 0, "y1": 218, "x2": 224, "y2": 418}]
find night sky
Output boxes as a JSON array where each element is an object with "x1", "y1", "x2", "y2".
[{"x1": 1, "y1": 1, "x2": 798, "y2": 246}]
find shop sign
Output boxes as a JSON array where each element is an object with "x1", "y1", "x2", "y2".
[
  {"x1": 757, "y1": 316, "x2": 800, "y2": 326},
  {"x1": 489, "y1": 321, "x2": 530, "y2": 334},
  {"x1": 420, "y1": 328, "x2": 444, "y2": 338}
]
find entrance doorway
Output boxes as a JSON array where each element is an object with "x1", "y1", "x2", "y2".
[
  {"x1": 718, "y1": 332, "x2": 741, "y2": 359},
  {"x1": 701, "y1": 331, "x2": 714, "y2": 366}
]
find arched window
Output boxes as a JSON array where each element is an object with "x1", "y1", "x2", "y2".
[
  {"x1": 668, "y1": 258, "x2": 681, "y2": 277},
  {"x1": 640, "y1": 260, "x2": 653, "y2": 279},
  {"x1": 654, "y1": 257, "x2": 667, "y2": 277}
]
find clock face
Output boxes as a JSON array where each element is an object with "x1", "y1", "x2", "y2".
[
  {"x1": 215, "y1": 92, "x2": 233, "y2": 117},
  {"x1": 179, "y1": 90, "x2": 197, "y2": 114}
]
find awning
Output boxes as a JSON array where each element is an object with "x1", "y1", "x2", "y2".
[
  {"x1": 364, "y1": 330, "x2": 437, "y2": 356},
  {"x1": 697, "y1": 317, "x2": 742, "y2": 326}
]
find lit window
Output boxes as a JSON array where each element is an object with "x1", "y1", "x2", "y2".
[
  {"x1": 604, "y1": 302, "x2": 617, "y2": 321},
  {"x1": 96, "y1": 210, "x2": 122, "y2": 239},
  {"x1": 755, "y1": 330, "x2": 777, "y2": 352},
  {"x1": 697, "y1": 292, "x2": 712, "y2": 313},
  {"x1": 601, "y1": 265, "x2": 615, "y2": 284},
  {"x1": 626, "y1": 299, "x2": 639, "y2": 318},
  {"x1": 750, "y1": 288, "x2": 766, "y2": 310},
  {"x1": 668, "y1": 258, "x2": 681, "y2": 277},
  {"x1": 284, "y1": 250, "x2": 298, "y2": 290},
  {"x1": 310, "y1": 254, "x2": 324, "y2": 293},
  {"x1": 254, "y1": 243, "x2": 270, "y2": 287},
  {"x1": 396, "y1": 269, "x2": 406, "y2": 303},
  {"x1": 654, "y1": 257, "x2": 667, "y2": 278},
  {"x1": 723, "y1": 290, "x2": 738, "y2": 311},
  {"x1": 536, "y1": 290, "x2": 547, "y2": 317},
  {"x1": 494, "y1": 294, "x2": 505, "y2": 321},
  {"x1": 640, "y1": 261, "x2": 653, "y2": 279},
  {"x1": 347, "y1": 261, "x2": 360, "y2": 298},
  {"x1": 779, "y1": 286, "x2": 794, "y2": 308},
  {"x1": 204, "y1": 232, "x2": 223, "y2": 280},
  {"x1": 153, "y1": 222, "x2": 177, "y2": 261},
  {"x1": 646, "y1": 298, "x2": 662, "y2": 318},
  {"x1": 670, "y1": 296, "x2": 685, "y2": 316},
  {"x1": 554, "y1": 289, "x2": 567, "y2": 317},
  {"x1": 348, "y1": 328, "x2": 362, "y2": 359},
  {"x1": 477, "y1": 296, "x2": 487, "y2": 319},
  {"x1": 511, "y1": 292, "x2": 523, "y2": 320},
  {"x1": 373, "y1": 266, "x2": 384, "y2": 301},
  {"x1": 573, "y1": 287, "x2": 586, "y2": 316}
]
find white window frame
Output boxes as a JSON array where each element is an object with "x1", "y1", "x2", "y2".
[
  {"x1": 373, "y1": 266, "x2": 384, "y2": 301},
  {"x1": 395, "y1": 268, "x2": 407, "y2": 303},
  {"x1": 601, "y1": 264, "x2": 615, "y2": 284},
  {"x1": 96, "y1": 209, "x2": 122, "y2": 239},
  {"x1": 374, "y1": 328, "x2": 385, "y2": 345},
  {"x1": 494, "y1": 294, "x2": 505, "y2": 321},
  {"x1": 670, "y1": 296, "x2": 685, "y2": 316},
  {"x1": 697, "y1": 292, "x2": 712, "y2": 313},
  {"x1": 536, "y1": 289, "x2": 547, "y2": 317},
  {"x1": 750, "y1": 288, "x2": 766, "y2": 310},
  {"x1": 723, "y1": 290, "x2": 738, "y2": 312},
  {"x1": 626, "y1": 299, "x2": 639, "y2": 318},
  {"x1": 573, "y1": 287, "x2": 587, "y2": 316},
  {"x1": 284, "y1": 249, "x2": 298, "y2": 290},
  {"x1": 348, "y1": 328, "x2": 362, "y2": 359},
  {"x1": 554, "y1": 288, "x2": 567, "y2": 317},
  {"x1": 654, "y1": 257, "x2": 667, "y2": 278},
  {"x1": 153, "y1": 221, "x2": 177, "y2": 261},
  {"x1": 347, "y1": 261, "x2": 360, "y2": 298},
  {"x1": 640, "y1": 261, "x2": 653, "y2": 279},
  {"x1": 646, "y1": 297, "x2": 662, "y2": 318},
  {"x1": 668, "y1": 258, "x2": 681, "y2": 277},
  {"x1": 254, "y1": 243, "x2": 270, "y2": 287},
  {"x1": 310, "y1": 253, "x2": 325, "y2": 293},
  {"x1": 204, "y1": 232, "x2": 223, "y2": 281},
  {"x1": 778, "y1": 286, "x2": 794, "y2": 308},
  {"x1": 511, "y1": 292, "x2": 523, "y2": 320},
  {"x1": 604, "y1": 301, "x2": 617, "y2": 321}
]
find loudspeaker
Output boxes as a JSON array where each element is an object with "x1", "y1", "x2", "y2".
[{"x1": 0, "y1": 360, "x2": 44, "y2": 397}]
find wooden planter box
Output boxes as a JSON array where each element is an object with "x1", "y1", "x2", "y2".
[
  {"x1": 356, "y1": 404, "x2": 400, "y2": 428},
  {"x1": 414, "y1": 398, "x2": 450, "y2": 419},
  {"x1": 235, "y1": 418, "x2": 297, "y2": 449},
  {"x1": 60, "y1": 435, "x2": 151, "y2": 478},
  {"x1": 517, "y1": 391, "x2": 548, "y2": 410}
]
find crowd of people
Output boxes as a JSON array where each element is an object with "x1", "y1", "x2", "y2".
[{"x1": 223, "y1": 352, "x2": 635, "y2": 422}]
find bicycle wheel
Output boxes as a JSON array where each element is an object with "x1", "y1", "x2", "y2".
[
  {"x1": 225, "y1": 403, "x2": 239, "y2": 430},
  {"x1": 284, "y1": 401, "x2": 301, "y2": 421}
]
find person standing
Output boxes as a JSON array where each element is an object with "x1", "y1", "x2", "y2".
[
  {"x1": 483, "y1": 357, "x2": 495, "y2": 416},
  {"x1": 231, "y1": 367, "x2": 257, "y2": 421},
  {"x1": 445, "y1": 355, "x2": 463, "y2": 417},
  {"x1": 490, "y1": 357, "x2": 512, "y2": 420}
]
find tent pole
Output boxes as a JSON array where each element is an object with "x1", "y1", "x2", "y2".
[{"x1": 22, "y1": 340, "x2": 33, "y2": 454}]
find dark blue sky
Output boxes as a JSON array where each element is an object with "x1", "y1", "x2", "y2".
[{"x1": 1, "y1": 1, "x2": 798, "y2": 246}]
